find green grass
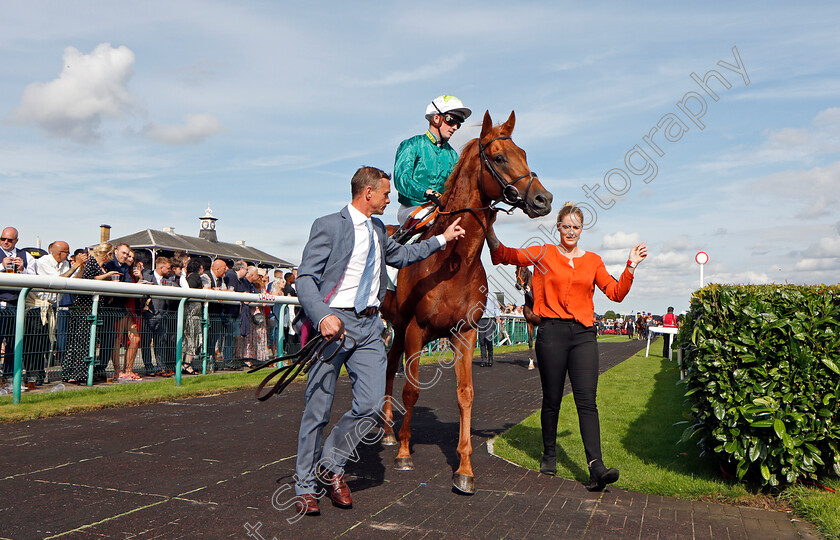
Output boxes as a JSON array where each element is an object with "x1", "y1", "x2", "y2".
[
  {"x1": 781, "y1": 479, "x2": 840, "y2": 539},
  {"x1": 0, "y1": 370, "x2": 270, "y2": 423},
  {"x1": 491, "y1": 344, "x2": 840, "y2": 538},
  {"x1": 596, "y1": 334, "x2": 640, "y2": 343}
]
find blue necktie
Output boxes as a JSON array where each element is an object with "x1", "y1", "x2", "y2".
[{"x1": 354, "y1": 220, "x2": 376, "y2": 313}]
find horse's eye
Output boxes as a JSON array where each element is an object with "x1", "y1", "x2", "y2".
[{"x1": 494, "y1": 154, "x2": 505, "y2": 164}]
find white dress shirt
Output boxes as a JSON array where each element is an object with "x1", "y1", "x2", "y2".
[
  {"x1": 1, "y1": 247, "x2": 36, "y2": 276},
  {"x1": 328, "y1": 204, "x2": 447, "y2": 312},
  {"x1": 33, "y1": 254, "x2": 72, "y2": 303},
  {"x1": 329, "y1": 204, "x2": 384, "y2": 309}
]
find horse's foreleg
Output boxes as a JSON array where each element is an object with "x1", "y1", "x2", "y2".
[
  {"x1": 451, "y1": 326, "x2": 478, "y2": 494},
  {"x1": 394, "y1": 322, "x2": 423, "y2": 471},
  {"x1": 382, "y1": 331, "x2": 405, "y2": 447}
]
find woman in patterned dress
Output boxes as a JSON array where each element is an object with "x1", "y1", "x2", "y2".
[{"x1": 62, "y1": 243, "x2": 120, "y2": 384}]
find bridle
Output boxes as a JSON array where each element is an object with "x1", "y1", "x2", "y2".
[
  {"x1": 390, "y1": 134, "x2": 540, "y2": 243},
  {"x1": 478, "y1": 136, "x2": 537, "y2": 211}
]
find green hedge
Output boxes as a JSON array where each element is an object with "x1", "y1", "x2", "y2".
[{"x1": 678, "y1": 284, "x2": 840, "y2": 487}]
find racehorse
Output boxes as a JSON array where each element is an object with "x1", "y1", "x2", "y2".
[
  {"x1": 380, "y1": 111, "x2": 553, "y2": 494},
  {"x1": 515, "y1": 265, "x2": 541, "y2": 369}
]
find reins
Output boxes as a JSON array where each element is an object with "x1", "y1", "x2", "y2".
[
  {"x1": 390, "y1": 135, "x2": 535, "y2": 243},
  {"x1": 247, "y1": 320, "x2": 355, "y2": 401}
]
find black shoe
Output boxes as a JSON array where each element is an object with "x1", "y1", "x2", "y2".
[
  {"x1": 487, "y1": 361, "x2": 493, "y2": 367},
  {"x1": 479, "y1": 362, "x2": 487, "y2": 367},
  {"x1": 539, "y1": 455, "x2": 556, "y2": 476},
  {"x1": 395, "y1": 371, "x2": 405, "y2": 378},
  {"x1": 587, "y1": 459, "x2": 619, "y2": 491}
]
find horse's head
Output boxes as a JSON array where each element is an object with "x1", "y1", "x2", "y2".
[
  {"x1": 477, "y1": 111, "x2": 552, "y2": 218},
  {"x1": 515, "y1": 266, "x2": 532, "y2": 290}
]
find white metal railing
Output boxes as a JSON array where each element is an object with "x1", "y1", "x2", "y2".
[{"x1": 0, "y1": 273, "x2": 300, "y2": 404}]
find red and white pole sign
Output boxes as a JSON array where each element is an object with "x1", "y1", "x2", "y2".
[{"x1": 695, "y1": 251, "x2": 709, "y2": 287}]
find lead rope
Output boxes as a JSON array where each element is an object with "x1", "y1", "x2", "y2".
[{"x1": 247, "y1": 320, "x2": 355, "y2": 401}]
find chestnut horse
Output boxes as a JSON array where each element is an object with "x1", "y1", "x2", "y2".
[
  {"x1": 515, "y1": 265, "x2": 541, "y2": 367},
  {"x1": 380, "y1": 111, "x2": 553, "y2": 494}
]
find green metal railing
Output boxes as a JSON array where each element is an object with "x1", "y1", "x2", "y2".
[{"x1": 0, "y1": 273, "x2": 299, "y2": 404}]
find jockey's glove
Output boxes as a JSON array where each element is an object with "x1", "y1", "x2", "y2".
[{"x1": 424, "y1": 189, "x2": 442, "y2": 206}]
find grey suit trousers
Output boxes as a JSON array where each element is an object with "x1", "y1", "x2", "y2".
[{"x1": 294, "y1": 309, "x2": 386, "y2": 496}]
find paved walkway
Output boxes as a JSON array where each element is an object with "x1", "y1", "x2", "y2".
[{"x1": 1, "y1": 341, "x2": 820, "y2": 539}]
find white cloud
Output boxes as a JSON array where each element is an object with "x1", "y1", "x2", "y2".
[
  {"x1": 792, "y1": 235, "x2": 840, "y2": 272},
  {"x1": 662, "y1": 234, "x2": 692, "y2": 251},
  {"x1": 706, "y1": 270, "x2": 771, "y2": 285},
  {"x1": 140, "y1": 114, "x2": 223, "y2": 145},
  {"x1": 647, "y1": 251, "x2": 692, "y2": 269},
  {"x1": 754, "y1": 160, "x2": 840, "y2": 219},
  {"x1": 795, "y1": 258, "x2": 840, "y2": 271},
  {"x1": 601, "y1": 231, "x2": 641, "y2": 249},
  {"x1": 7, "y1": 43, "x2": 135, "y2": 143}
]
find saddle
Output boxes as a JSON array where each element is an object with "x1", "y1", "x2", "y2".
[{"x1": 390, "y1": 202, "x2": 439, "y2": 244}]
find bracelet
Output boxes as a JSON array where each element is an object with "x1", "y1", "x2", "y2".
[{"x1": 626, "y1": 259, "x2": 637, "y2": 269}]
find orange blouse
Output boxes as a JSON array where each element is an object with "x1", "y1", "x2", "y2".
[{"x1": 491, "y1": 243, "x2": 634, "y2": 327}]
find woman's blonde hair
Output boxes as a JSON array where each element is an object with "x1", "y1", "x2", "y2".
[
  {"x1": 90, "y1": 242, "x2": 114, "y2": 258},
  {"x1": 556, "y1": 201, "x2": 584, "y2": 225}
]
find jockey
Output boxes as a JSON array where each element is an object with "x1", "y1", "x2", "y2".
[{"x1": 394, "y1": 95, "x2": 471, "y2": 225}]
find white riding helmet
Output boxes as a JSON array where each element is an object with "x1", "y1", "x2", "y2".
[{"x1": 425, "y1": 95, "x2": 472, "y2": 122}]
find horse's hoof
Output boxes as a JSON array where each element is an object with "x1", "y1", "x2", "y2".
[
  {"x1": 452, "y1": 473, "x2": 475, "y2": 495},
  {"x1": 394, "y1": 457, "x2": 414, "y2": 471},
  {"x1": 382, "y1": 433, "x2": 398, "y2": 446}
]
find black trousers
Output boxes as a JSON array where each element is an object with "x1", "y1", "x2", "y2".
[
  {"x1": 535, "y1": 319, "x2": 603, "y2": 464},
  {"x1": 478, "y1": 318, "x2": 496, "y2": 364}
]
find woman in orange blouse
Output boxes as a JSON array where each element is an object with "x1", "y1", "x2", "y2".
[{"x1": 487, "y1": 202, "x2": 647, "y2": 490}]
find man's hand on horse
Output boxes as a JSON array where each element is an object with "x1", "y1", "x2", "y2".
[
  {"x1": 320, "y1": 314, "x2": 344, "y2": 339},
  {"x1": 442, "y1": 217, "x2": 466, "y2": 243}
]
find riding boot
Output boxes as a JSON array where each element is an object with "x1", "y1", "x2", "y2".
[
  {"x1": 586, "y1": 459, "x2": 619, "y2": 491},
  {"x1": 539, "y1": 453, "x2": 556, "y2": 476}
]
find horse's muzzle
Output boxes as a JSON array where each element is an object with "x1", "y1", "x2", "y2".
[{"x1": 525, "y1": 191, "x2": 553, "y2": 217}]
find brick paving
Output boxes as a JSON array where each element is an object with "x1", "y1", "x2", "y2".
[{"x1": 0, "y1": 340, "x2": 821, "y2": 539}]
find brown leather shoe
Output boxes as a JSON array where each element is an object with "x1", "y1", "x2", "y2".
[
  {"x1": 294, "y1": 494, "x2": 320, "y2": 516},
  {"x1": 319, "y1": 467, "x2": 352, "y2": 508}
]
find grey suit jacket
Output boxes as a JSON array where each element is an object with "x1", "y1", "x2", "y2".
[{"x1": 297, "y1": 205, "x2": 444, "y2": 326}]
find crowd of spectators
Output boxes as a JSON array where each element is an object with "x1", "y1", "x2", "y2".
[
  {"x1": 594, "y1": 312, "x2": 663, "y2": 340},
  {"x1": 0, "y1": 226, "x2": 298, "y2": 388}
]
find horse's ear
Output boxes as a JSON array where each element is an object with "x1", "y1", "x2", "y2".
[
  {"x1": 500, "y1": 111, "x2": 516, "y2": 137},
  {"x1": 480, "y1": 110, "x2": 493, "y2": 140}
]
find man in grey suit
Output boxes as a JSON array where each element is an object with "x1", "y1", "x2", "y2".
[{"x1": 293, "y1": 166, "x2": 465, "y2": 516}]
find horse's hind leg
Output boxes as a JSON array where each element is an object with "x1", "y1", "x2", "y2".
[
  {"x1": 382, "y1": 330, "x2": 405, "y2": 447},
  {"x1": 450, "y1": 325, "x2": 478, "y2": 494}
]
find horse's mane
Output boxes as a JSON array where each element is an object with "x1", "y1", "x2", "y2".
[{"x1": 439, "y1": 137, "x2": 480, "y2": 211}]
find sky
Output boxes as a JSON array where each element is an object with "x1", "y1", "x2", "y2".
[{"x1": 2, "y1": 1, "x2": 839, "y2": 316}]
